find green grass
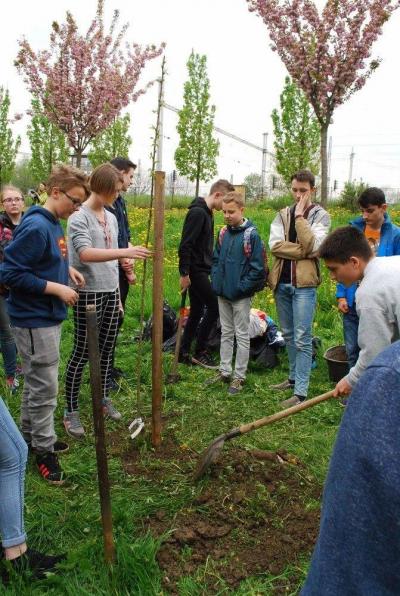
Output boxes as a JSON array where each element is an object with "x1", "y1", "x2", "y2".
[{"x1": 3, "y1": 203, "x2": 399, "y2": 595}]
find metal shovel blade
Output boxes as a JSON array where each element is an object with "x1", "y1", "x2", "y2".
[{"x1": 193, "y1": 434, "x2": 226, "y2": 481}]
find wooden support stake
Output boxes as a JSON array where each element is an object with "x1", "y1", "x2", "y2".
[
  {"x1": 152, "y1": 171, "x2": 165, "y2": 447},
  {"x1": 86, "y1": 305, "x2": 115, "y2": 564}
]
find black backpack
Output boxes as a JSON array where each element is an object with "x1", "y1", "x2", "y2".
[{"x1": 142, "y1": 301, "x2": 177, "y2": 342}]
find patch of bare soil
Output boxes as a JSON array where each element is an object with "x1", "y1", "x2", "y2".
[{"x1": 120, "y1": 435, "x2": 321, "y2": 594}]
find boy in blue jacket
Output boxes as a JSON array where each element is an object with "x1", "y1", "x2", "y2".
[
  {"x1": 336, "y1": 187, "x2": 400, "y2": 369},
  {"x1": 1, "y1": 165, "x2": 88, "y2": 485},
  {"x1": 209, "y1": 191, "x2": 267, "y2": 395}
]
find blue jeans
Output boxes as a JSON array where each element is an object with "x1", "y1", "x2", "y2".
[
  {"x1": 343, "y1": 303, "x2": 360, "y2": 369},
  {"x1": 0, "y1": 397, "x2": 28, "y2": 548},
  {"x1": 0, "y1": 295, "x2": 17, "y2": 376},
  {"x1": 275, "y1": 284, "x2": 317, "y2": 398}
]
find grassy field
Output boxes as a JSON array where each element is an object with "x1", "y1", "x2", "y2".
[{"x1": 3, "y1": 203, "x2": 400, "y2": 595}]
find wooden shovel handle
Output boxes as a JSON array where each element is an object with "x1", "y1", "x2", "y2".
[
  {"x1": 239, "y1": 390, "x2": 335, "y2": 436},
  {"x1": 171, "y1": 290, "x2": 187, "y2": 372}
]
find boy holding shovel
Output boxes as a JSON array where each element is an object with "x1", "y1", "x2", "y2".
[{"x1": 319, "y1": 225, "x2": 400, "y2": 399}]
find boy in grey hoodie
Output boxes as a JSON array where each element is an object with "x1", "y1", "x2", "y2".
[{"x1": 319, "y1": 226, "x2": 400, "y2": 398}]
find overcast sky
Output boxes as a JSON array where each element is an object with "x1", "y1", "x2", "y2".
[{"x1": 1, "y1": 0, "x2": 400, "y2": 192}]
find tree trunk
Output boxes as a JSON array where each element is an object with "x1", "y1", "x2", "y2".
[
  {"x1": 75, "y1": 150, "x2": 82, "y2": 168},
  {"x1": 195, "y1": 145, "x2": 201, "y2": 198},
  {"x1": 320, "y1": 124, "x2": 329, "y2": 208}
]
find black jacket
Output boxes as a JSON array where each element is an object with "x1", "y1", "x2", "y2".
[{"x1": 178, "y1": 197, "x2": 214, "y2": 276}]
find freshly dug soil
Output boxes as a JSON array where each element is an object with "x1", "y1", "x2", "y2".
[{"x1": 121, "y1": 436, "x2": 321, "y2": 594}]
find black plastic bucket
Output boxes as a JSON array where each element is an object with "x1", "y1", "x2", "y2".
[{"x1": 324, "y1": 345, "x2": 349, "y2": 382}]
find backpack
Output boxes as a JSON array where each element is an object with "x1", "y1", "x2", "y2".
[
  {"x1": 142, "y1": 300, "x2": 177, "y2": 342},
  {"x1": 218, "y1": 225, "x2": 269, "y2": 291}
]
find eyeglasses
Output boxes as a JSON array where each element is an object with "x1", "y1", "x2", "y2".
[
  {"x1": 60, "y1": 190, "x2": 82, "y2": 208},
  {"x1": 3, "y1": 197, "x2": 23, "y2": 204}
]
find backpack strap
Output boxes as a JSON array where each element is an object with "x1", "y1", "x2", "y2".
[
  {"x1": 218, "y1": 225, "x2": 228, "y2": 246},
  {"x1": 243, "y1": 226, "x2": 255, "y2": 258}
]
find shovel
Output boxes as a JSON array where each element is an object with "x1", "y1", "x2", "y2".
[
  {"x1": 194, "y1": 389, "x2": 335, "y2": 480},
  {"x1": 166, "y1": 290, "x2": 187, "y2": 384}
]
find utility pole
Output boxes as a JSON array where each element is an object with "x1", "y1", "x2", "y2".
[
  {"x1": 348, "y1": 147, "x2": 355, "y2": 183},
  {"x1": 327, "y1": 136, "x2": 332, "y2": 195},
  {"x1": 261, "y1": 132, "x2": 268, "y2": 199}
]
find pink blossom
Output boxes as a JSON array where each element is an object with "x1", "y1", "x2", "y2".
[{"x1": 15, "y1": 0, "x2": 164, "y2": 159}]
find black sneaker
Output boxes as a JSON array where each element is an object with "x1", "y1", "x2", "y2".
[
  {"x1": 107, "y1": 376, "x2": 120, "y2": 391},
  {"x1": 191, "y1": 351, "x2": 219, "y2": 370},
  {"x1": 178, "y1": 351, "x2": 192, "y2": 365},
  {"x1": 110, "y1": 366, "x2": 126, "y2": 380},
  {"x1": 3, "y1": 548, "x2": 66, "y2": 581},
  {"x1": 26, "y1": 440, "x2": 69, "y2": 454},
  {"x1": 36, "y1": 452, "x2": 66, "y2": 485}
]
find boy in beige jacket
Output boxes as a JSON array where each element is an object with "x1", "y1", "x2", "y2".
[{"x1": 268, "y1": 170, "x2": 330, "y2": 407}]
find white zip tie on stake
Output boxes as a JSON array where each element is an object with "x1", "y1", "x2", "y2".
[{"x1": 129, "y1": 417, "x2": 145, "y2": 440}]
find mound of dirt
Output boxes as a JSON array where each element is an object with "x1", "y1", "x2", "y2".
[{"x1": 121, "y1": 437, "x2": 321, "y2": 594}]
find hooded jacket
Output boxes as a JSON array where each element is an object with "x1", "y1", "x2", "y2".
[
  {"x1": 268, "y1": 204, "x2": 331, "y2": 290},
  {"x1": 336, "y1": 212, "x2": 400, "y2": 308},
  {"x1": 211, "y1": 219, "x2": 266, "y2": 301},
  {"x1": 178, "y1": 197, "x2": 214, "y2": 276},
  {"x1": 1, "y1": 206, "x2": 69, "y2": 327}
]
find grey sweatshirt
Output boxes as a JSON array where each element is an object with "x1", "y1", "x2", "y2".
[
  {"x1": 67, "y1": 204, "x2": 119, "y2": 292},
  {"x1": 346, "y1": 256, "x2": 400, "y2": 386}
]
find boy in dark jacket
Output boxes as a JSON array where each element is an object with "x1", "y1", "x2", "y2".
[
  {"x1": 1, "y1": 165, "x2": 88, "y2": 485},
  {"x1": 209, "y1": 191, "x2": 267, "y2": 395},
  {"x1": 178, "y1": 179, "x2": 235, "y2": 368},
  {"x1": 336, "y1": 187, "x2": 400, "y2": 370}
]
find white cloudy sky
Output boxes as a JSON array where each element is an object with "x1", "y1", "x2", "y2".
[{"x1": 1, "y1": 0, "x2": 400, "y2": 192}]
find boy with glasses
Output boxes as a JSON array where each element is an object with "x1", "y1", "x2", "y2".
[{"x1": 1, "y1": 165, "x2": 89, "y2": 484}]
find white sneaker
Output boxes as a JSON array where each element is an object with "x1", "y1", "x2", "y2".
[
  {"x1": 103, "y1": 399, "x2": 122, "y2": 421},
  {"x1": 63, "y1": 410, "x2": 85, "y2": 439}
]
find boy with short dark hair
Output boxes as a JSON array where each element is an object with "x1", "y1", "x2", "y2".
[
  {"x1": 1, "y1": 165, "x2": 89, "y2": 484},
  {"x1": 319, "y1": 225, "x2": 400, "y2": 398},
  {"x1": 268, "y1": 169, "x2": 330, "y2": 407},
  {"x1": 209, "y1": 191, "x2": 267, "y2": 394},
  {"x1": 178, "y1": 179, "x2": 235, "y2": 368},
  {"x1": 336, "y1": 187, "x2": 400, "y2": 369}
]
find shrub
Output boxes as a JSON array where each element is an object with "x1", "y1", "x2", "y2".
[{"x1": 339, "y1": 181, "x2": 369, "y2": 212}]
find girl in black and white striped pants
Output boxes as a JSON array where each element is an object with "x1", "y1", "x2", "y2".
[
  {"x1": 65, "y1": 290, "x2": 119, "y2": 414},
  {"x1": 64, "y1": 164, "x2": 151, "y2": 440}
]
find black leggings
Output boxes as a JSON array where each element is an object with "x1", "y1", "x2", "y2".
[
  {"x1": 181, "y1": 272, "x2": 219, "y2": 355},
  {"x1": 65, "y1": 290, "x2": 119, "y2": 412}
]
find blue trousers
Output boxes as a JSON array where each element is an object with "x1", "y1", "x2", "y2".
[
  {"x1": 275, "y1": 284, "x2": 317, "y2": 398},
  {"x1": 0, "y1": 397, "x2": 27, "y2": 548},
  {"x1": 343, "y1": 304, "x2": 360, "y2": 369},
  {"x1": 0, "y1": 295, "x2": 17, "y2": 377}
]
